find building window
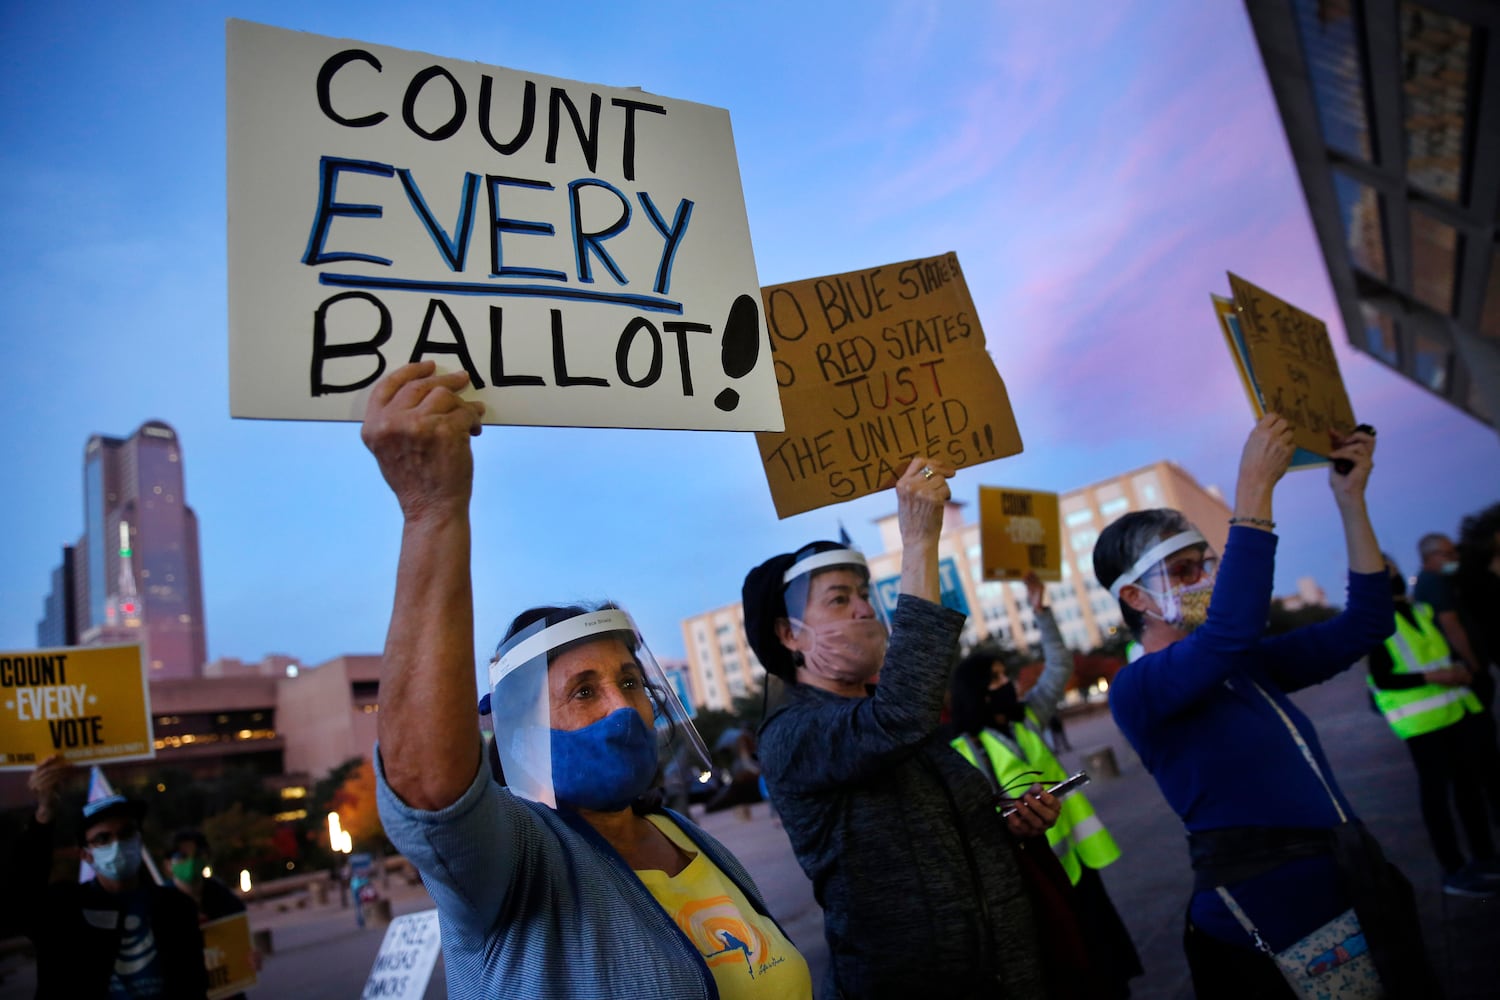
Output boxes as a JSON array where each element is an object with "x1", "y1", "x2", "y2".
[
  {"x1": 1409, "y1": 210, "x2": 1459, "y2": 315},
  {"x1": 1331, "y1": 172, "x2": 1388, "y2": 281},
  {"x1": 1064, "y1": 508, "x2": 1095, "y2": 528},
  {"x1": 1360, "y1": 305, "x2": 1400, "y2": 367},
  {"x1": 1412, "y1": 332, "x2": 1450, "y2": 392},
  {"x1": 1480, "y1": 242, "x2": 1500, "y2": 340},
  {"x1": 1400, "y1": 3, "x2": 1472, "y2": 203},
  {"x1": 1099, "y1": 496, "x2": 1129, "y2": 520},
  {"x1": 1291, "y1": 0, "x2": 1374, "y2": 162}
]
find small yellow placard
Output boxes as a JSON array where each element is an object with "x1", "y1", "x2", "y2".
[
  {"x1": 203, "y1": 911, "x2": 258, "y2": 1000},
  {"x1": 978, "y1": 487, "x2": 1061, "y2": 582},
  {"x1": 0, "y1": 644, "x2": 154, "y2": 771}
]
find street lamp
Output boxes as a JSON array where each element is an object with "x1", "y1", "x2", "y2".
[{"x1": 327, "y1": 811, "x2": 353, "y2": 854}]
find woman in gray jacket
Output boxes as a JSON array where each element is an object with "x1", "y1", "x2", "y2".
[{"x1": 742, "y1": 458, "x2": 1077, "y2": 999}]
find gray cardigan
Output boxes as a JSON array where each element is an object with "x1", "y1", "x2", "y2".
[
  {"x1": 376, "y1": 747, "x2": 787, "y2": 999},
  {"x1": 759, "y1": 595, "x2": 1047, "y2": 999}
]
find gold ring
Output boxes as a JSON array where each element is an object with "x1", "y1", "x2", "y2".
[{"x1": 921, "y1": 466, "x2": 935, "y2": 480}]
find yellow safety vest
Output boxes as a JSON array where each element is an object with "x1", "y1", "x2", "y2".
[
  {"x1": 950, "y1": 709, "x2": 1120, "y2": 885},
  {"x1": 1368, "y1": 603, "x2": 1481, "y2": 740}
]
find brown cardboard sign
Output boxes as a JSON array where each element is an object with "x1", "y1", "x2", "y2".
[
  {"x1": 1226, "y1": 273, "x2": 1356, "y2": 456},
  {"x1": 978, "y1": 487, "x2": 1061, "y2": 582},
  {"x1": 755, "y1": 253, "x2": 1022, "y2": 518}
]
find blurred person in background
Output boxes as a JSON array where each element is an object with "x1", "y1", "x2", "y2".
[
  {"x1": 8, "y1": 754, "x2": 208, "y2": 999},
  {"x1": 1368, "y1": 557, "x2": 1497, "y2": 898},
  {"x1": 1456, "y1": 502, "x2": 1500, "y2": 823},
  {"x1": 949, "y1": 572, "x2": 1143, "y2": 997}
]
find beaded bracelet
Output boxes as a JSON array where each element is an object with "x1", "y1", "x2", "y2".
[{"x1": 1228, "y1": 516, "x2": 1276, "y2": 530}]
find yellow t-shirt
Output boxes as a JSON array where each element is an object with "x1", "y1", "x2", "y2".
[{"x1": 634, "y1": 815, "x2": 813, "y2": 1000}]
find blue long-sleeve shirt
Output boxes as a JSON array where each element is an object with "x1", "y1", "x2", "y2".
[{"x1": 1108, "y1": 526, "x2": 1392, "y2": 948}]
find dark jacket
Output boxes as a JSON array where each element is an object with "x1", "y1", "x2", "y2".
[
  {"x1": 9, "y1": 818, "x2": 208, "y2": 999},
  {"x1": 758, "y1": 595, "x2": 1049, "y2": 999}
]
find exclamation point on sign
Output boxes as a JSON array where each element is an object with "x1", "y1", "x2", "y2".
[
  {"x1": 713, "y1": 294, "x2": 760, "y2": 412},
  {"x1": 971, "y1": 424, "x2": 995, "y2": 457}
]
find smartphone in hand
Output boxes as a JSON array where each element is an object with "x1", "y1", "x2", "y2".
[{"x1": 1000, "y1": 771, "x2": 1090, "y2": 818}]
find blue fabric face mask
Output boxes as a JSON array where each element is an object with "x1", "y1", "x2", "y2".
[{"x1": 551, "y1": 707, "x2": 659, "y2": 812}]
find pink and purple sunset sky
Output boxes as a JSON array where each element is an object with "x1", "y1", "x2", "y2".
[{"x1": 1, "y1": 1, "x2": 1495, "y2": 667}]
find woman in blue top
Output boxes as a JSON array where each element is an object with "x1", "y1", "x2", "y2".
[
  {"x1": 1093, "y1": 414, "x2": 1430, "y2": 998},
  {"x1": 362, "y1": 362, "x2": 811, "y2": 1000}
]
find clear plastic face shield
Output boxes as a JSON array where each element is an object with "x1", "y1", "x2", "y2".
[
  {"x1": 487, "y1": 608, "x2": 711, "y2": 811},
  {"x1": 782, "y1": 547, "x2": 889, "y2": 685},
  {"x1": 783, "y1": 547, "x2": 875, "y2": 624},
  {"x1": 1108, "y1": 529, "x2": 1220, "y2": 631}
]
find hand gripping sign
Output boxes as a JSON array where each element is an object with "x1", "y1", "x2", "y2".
[{"x1": 227, "y1": 20, "x2": 782, "y2": 433}]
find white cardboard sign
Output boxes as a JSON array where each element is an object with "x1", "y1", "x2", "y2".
[
  {"x1": 227, "y1": 20, "x2": 783, "y2": 431},
  {"x1": 361, "y1": 908, "x2": 441, "y2": 1000}
]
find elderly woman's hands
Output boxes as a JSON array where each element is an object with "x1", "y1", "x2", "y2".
[
  {"x1": 361, "y1": 362, "x2": 486, "y2": 521},
  {"x1": 895, "y1": 457, "x2": 954, "y2": 549},
  {"x1": 1326, "y1": 426, "x2": 1375, "y2": 509},
  {"x1": 895, "y1": 457, "x2": 954, "y2": 604},
  {"x1": 1233, "y1": 413, "x2": 1295, "y2": 527}
]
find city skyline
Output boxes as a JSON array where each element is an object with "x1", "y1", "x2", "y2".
[{"x1": 3, "y1": 1, "x2": 1496, "y2": 674}]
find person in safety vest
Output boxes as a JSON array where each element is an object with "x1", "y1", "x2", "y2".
[
  {"x1": 1368, "y1": 556, "x2": 1499, "y2": 898},
  {"x1": 949, "y1": 572, "x2": 1143, "y2": 998}
]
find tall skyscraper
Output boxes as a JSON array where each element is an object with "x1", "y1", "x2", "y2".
[
  {"x1": 71, "y1": 421, "x2": 208, "y2": 678},
  {"x1": 36, "y1": 545, "x2": 78, "y2": 648}
]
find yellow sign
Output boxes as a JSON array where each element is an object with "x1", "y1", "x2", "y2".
[
  {"x1": 978, "y1": 487, "x2": 1061, "y2": 582},
  {"x1": 755, "y1": 253, "x2": 1023, "y2": 518},
  {"x1": 0, "y1": 644, "x2": 154, "y2": 771},
  {"x1": 1222, "y1": 273, "x2": 1356, "y2": 458},
  {"x1": 202, "y1": 911, "x2": 258, "y2": 1000}
]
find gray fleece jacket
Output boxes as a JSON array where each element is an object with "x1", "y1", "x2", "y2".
[{"x1": 758, "y1": 595, "x2": 1048, "y2": 1000}]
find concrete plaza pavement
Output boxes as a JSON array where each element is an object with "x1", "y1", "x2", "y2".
[{"x1": 2, "y1": 662, "x2": 1496, "y2": 998}]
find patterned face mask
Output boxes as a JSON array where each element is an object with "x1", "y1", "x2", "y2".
[{"x1": 1139, "y1": 577, "x2": 1217, "y2": 632}]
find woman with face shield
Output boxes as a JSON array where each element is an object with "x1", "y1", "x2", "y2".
[
  {"x1": 948, "y1": 574, "x2": 1142, "y2": 998},
  {"x1": 362, "y1": 363, "x2": 812, "y2": 1000},
  {"x1": 742, "y1": 458, "x2": 1084, "y2": 1000},
  {"x1": 1094, "y1": 414, "x2": 1432, "y2": 998}
]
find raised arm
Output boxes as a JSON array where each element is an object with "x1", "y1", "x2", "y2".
[
  {"x1": 1263, "y1": 427, "x2": 1393, "y2": 690},
  {"x1": 362, "y1": 362, "x2": 487, "y2": 811},
  {"x1": 1022, "y1": 574, "x2": 1071, "y2": 730},
  {"x1": 897, "y1": 456, "x2": 953, "y2": 603},
  {"x1": 762, "y1": 458, "x2": 962, "y2": 792},
  {"x1": 1110, "y1": 415, "x2": 1293, "y2": 733},
  {"x1": 1327, "y1": 428, "x2": 1380, "y2": 574}
]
